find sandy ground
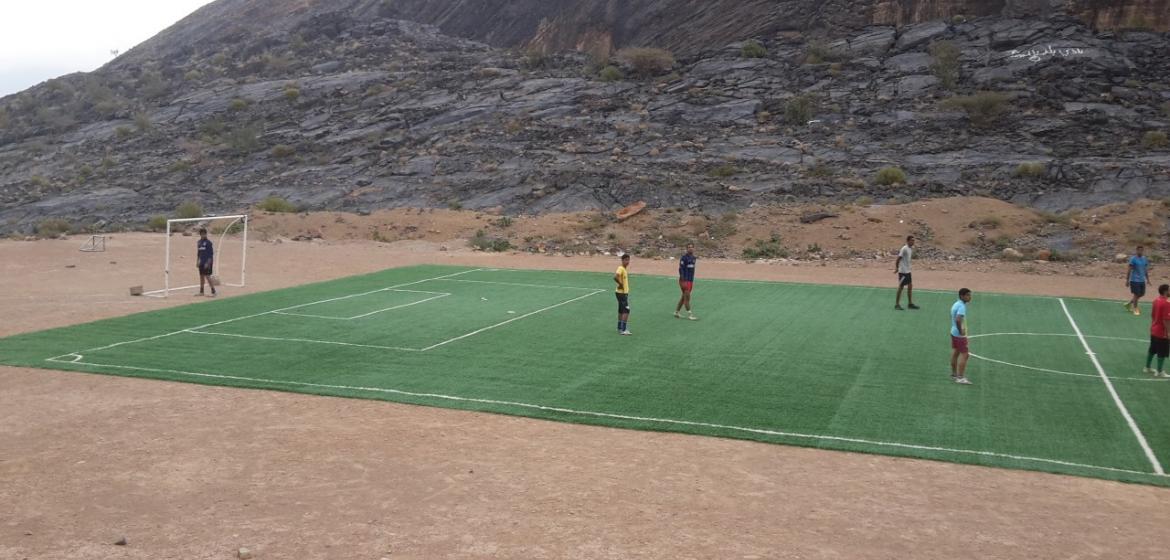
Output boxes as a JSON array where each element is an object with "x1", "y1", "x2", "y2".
[{"x1": 2, "y1": 233, "x2": 1169, "y2": 559}]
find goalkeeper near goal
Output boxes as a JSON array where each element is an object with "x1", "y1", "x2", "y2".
[{"x1": 197, "y1": 227, "x2": 217, "y2": 297}]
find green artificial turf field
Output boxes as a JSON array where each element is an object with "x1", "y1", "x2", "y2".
[{"x1": 1, "y1": 265, "x2": 1167, "y2": 486}]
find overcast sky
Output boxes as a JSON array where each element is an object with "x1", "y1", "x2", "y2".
[{"x1": 0, "y1": 0, "x2": 216, "y2": 97}]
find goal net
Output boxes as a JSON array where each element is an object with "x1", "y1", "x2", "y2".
[{"x1": 144, "y1": 215, "x2": 249, "y2": 298}]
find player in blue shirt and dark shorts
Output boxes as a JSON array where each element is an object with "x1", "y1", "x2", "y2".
[
  {"x1": 1125, "y1": 245, "x2": 1151, "y2": 316},
  {"x1": 675, "y1": 243, "x2": 697, "y2": 320},
  {"x1": 197, "y1": 228, "x2": 217, "y2": 297}
]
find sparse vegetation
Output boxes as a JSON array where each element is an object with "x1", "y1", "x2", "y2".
[
  {"x1": 1036, "y1": 211, "x2": 1071, "y2": 225},
  {"x1": 29, "y1": 175, "x2": 50, "y2": 188},
  {"x1": 741, "y1": 40, "x2": 768, "y2": 59},
  {"x1": 147, "y1": 215, "x2": 168, "y2": 232},
  {"x1": 709, "y1": 213, "x2": 738, "y2": 239},
  {"x1": 970, "y1": 216, "x2": 1002, "y2": 229},
  {"x1": 258, "y1": 196, "x2": 298, "y2": 213},
  {"x1": 283, "y1": 86, "x2": 301, "y2": 102},
  {"x1": 168, "y1": 160, "x2": 192, "y2": 174},
  {"x1": 176, "y1": 201, "x2": 204, "y2": 220},
  {"x1": 804, "y1": 41, "x2": 842, "y2": 65},
  {"x1": 115, "y1": 126, "x2": 134, "y2": 140},
  {"x1": 599, "y1": 65, "x2": 623, "y2": 82},
  {"x1": 36, "y1": 219, "x2": 72, "y2": 238},
  {"x1": 1015, "y1": 161, "x2": 1047, "y2": 178},
  {"x1": 495, "y1": 216, "x2": 514, "y2": 228},
  {"x1": 271, "y1": 144, "x2": 296, "y2": 158},
  {"x1": 447, "y1": 200, "x2": 463, "y2": 211},
  {"x1": 743, "y1": 234, "x2": 788, "y2": 259},
  {"x1": 616, "y1": 47, "x2": 675, "y2": 77},
  {"x1": 784, "y1": 94, "x2": 816, "y2": 125},
  {"x1": 874, "y1": 166, "x2": 907, "y2": 186},
  {"x1": 133, "y1": 112, "x2": 153, "y2": 133},
  {"x1": 707, "y1": 163, "x2": 739, "y2": 178},
  {"x1": 1143, "y1": 130, "x2": 1168, "y2": 149},
  {"x1": 943, "y1": 91, "x2": 1011, "y2": 127},
  {"x1": 929, "y1": 40, "x2": 961, "y2": 90},
  {"x1": 228, "y1": 98, "x2": 250, "y2": 111},
  {"x1": 227, "y1": 124, "x2": 263, "y2": 154},
  {"x1": 470, "y1": 229, "x2": 511, "y2": 252},
  {"x1": 521, "y1": 48, "x2": 548, "y2": 70}
]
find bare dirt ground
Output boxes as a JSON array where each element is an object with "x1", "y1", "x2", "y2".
[{"x1": 3, "y1": 214, "x2": 1170, "y2": 559}]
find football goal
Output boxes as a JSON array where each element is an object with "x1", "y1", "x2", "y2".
[{"x1": 144, "y1": 215, "x2": 249, "y2": 298}]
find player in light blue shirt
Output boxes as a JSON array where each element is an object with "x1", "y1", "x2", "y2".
[
  {"x1": 949, "y1": 288, "x2": 973, "y2": 385},
  {"x1": 1125, "y1": 245, "x2": 1151, "y2": 316}
]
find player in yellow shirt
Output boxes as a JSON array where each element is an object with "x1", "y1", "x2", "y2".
[{"x1": 615, "y1": 253, "x2": 632, "y2": 335}]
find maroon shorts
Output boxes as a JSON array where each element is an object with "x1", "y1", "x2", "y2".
[
  {"x1": 951, "y1": 335, "x2": 969, "y2": 353},
  {"x1": 679, "y1": 279, "x2": 694, "y2": 293}
]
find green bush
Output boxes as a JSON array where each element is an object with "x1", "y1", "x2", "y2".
[
  {"x1": 709, "y1": 213, "x2": 738, "y2": 239},
  {"x1": 495, "y1": 216, "x2": 514, "y2": 228},
  {"x1": 176, "y1": 201, "x2": 204, "y2": 220},
  {"x1": 228, "y1": 98, "x2": 250, "y2": 111},
  {"x1": 1143, "y1": 130, "x2": 1168, "y2": 149},
  {"x1": 134, "y1": 112, "x2": 153, "y2": 132},
  {"x1": 741, "y1": 40, "x2": 768, "y2": 59},
  {"x1": 258, "y1": 196, "x2": 298, "y2": 213},
  {"x1": 616, "y1": 47, "x2": 675, "y2": 77},
  {"x1": 707, "y1": 164, "x2": 739, "y2": 178},
  {"x1": 805, "y1": 41, "x2": 840, "y2": 64},
  {"x1": 283, "y1": 87, "x2": 301, "y2": 102},
  {"x1": 874, "y1": 166, "x2": 907, "y2": 185},
  {"x1": 942, "y1": 91, "x2": 1011, "y2": 126},
  {"x1": 147, "y1": 215, "x2": 168, "y2": 232},
  {"x1": 929, "y1": 40, "x2": 961, "y2": 90},
  {"x1": 227, "y1": 124, "x2": 262, "y2": 154},
  {"x1": 470, "y1": 230, "x2": 511, "y2": 252},
  {"x1": 115, "y1": 126, "x2": 134, "y2": 140},
  {"x1": 271, "y1": 144, "x2": 296, "y2": 158},
  {"x1": 599, "y1": 65, "x2": 623, "y2": 82},
  {"x1": 168, "y1": 160, "x2": 193, "y2": 174},
  {"x1": 29, "y1": 175, "x2": 50, "y2": 188},
  {"x1": 1015, "y1": 162, "x2": 1046, "y2": 178},
  {"x1": 784, "y1": 94, "x2": 816, "y2": 125},
  {"x1": 743, "y1": 235, "x2": 788, "y2": 259},
  {"x1": 36, "y1": 218, "x2": 72, "y2": 237}
]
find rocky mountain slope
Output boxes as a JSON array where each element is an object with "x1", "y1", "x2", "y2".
[{"x1": 0, "y1": 1, "x2": 1168, "y2": 234}]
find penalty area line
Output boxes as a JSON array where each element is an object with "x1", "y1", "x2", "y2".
[{"x1": 38, "y1": 356, "x2": 1168, "y2": 481}]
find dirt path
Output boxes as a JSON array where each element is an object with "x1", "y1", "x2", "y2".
[{"x1": 2, "y1": 234, "x2": 1168, "y2": 559}]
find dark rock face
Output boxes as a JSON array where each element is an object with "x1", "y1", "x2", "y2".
[{"x1": 0, "y1": 2, "x2": 1169, "y2": 233}]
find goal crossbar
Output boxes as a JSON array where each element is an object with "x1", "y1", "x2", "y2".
[{"x1": 144, "y1": 214, "x2": 249, "y2": 298}]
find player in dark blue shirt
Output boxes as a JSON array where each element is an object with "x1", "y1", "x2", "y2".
[
  {"x1": 197, "y1": 227, "x2": 217, "y2": 297},
  {"x1": 675, "y1": 243, "x2": 697, "y2": 320}
]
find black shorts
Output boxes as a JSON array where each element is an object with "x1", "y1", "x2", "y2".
[
  {"x1": 1131, "y1": 282, "x2": 1146, "y2": 298},
  {"x1": 198, "y1": 261, "x2": 213, "y2": 276},
  {"x1": 898, "y1": 273, "x2": 912, "y2": 287},
  {"x1": 616, "y1": 293, "x2": 630, "y2": 314},
  {"x1": 1150, "y1": 336, "x2": 1169, "y2": 358}
]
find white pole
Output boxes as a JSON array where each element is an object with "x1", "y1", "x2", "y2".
[
  {"x1": 164, "y1": 221, "x2": 172, "y2": 298},
  {"x1": 241, "y1": 215, "x2": 249, "y2": 287}
]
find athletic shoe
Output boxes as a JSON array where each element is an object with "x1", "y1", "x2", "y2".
[
  {"x1": 954, "y1": 377, "x2": 973, "y2": 385},
  {"x1": 209, "y1": 292, "x2": 217, "y2": 298},
  {"x1": 1144, "y1": 367, "x2": 1156, "y2": 375},
  {"x1": 195, "y1": 292, "x2": 204, "y2": 297},
  {"x1": 908, "y1": 303, "x2": 920, "y2": 310},
  {"x1": 620, "y1": 330, "x2": 633, "y2": 336},
  {"x1": 1124, "y1": 302, "x2": 1133, "y2": 312},
  {"x1": 1158, "y1": 371, "x2": 1170, "y2": 378},
  {"x1": 674, "y1": 312, "x2": 682, "y2": 319},
  {"x1": 1134, "y1": 308, "x2": 1141, "y2": 316},
  {"x1": 688, "y1": 314, "x2": 697, "y2": 321},
  {"x1": 894, "y1": 305, "x2": 904, "y2": 310}
]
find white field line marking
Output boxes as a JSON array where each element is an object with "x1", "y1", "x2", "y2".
[
  {"x1": 273, "y1": 292, "x2": 451, "y2": 320},
  {"x1": 1059, "y1": 298, "x2": 1165, "y2": 475},
  {"x1": 39, "y1": 356, "x2": 1166, "y2": 480},
  {"x1": 969, "y1": 333, "x2": 1143, "y2": 343},
  {"x1": 419, "y1": 290, "x2": 605, "y2": 352},
  {"x1": 68, "y1": 269, "x2": 483, "y2": 355},
  {"x1": 970, "y1": 353, "x2": 1167, "y2": 383},
  {"x1": 437, "y1": 278, "x2": 603, "y2": 291},
  {"x1": 184, "y1": 330, "x2": 421, "y2": 352}
]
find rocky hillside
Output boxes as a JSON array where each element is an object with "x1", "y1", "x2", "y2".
[{"x1": 0, "y1": 1, "x2": 1168, "y2": 234}]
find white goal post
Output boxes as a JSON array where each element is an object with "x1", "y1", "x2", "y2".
[{"x1": 144, "y1": 215, "x2": 249, "y2": 298}]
